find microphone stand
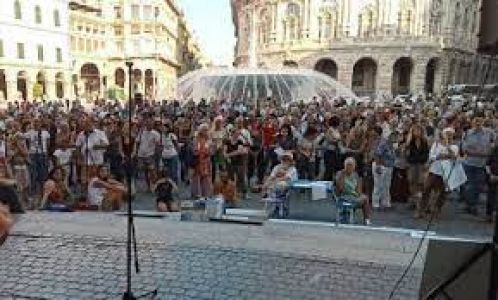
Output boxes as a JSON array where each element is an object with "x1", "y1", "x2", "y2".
[{"x1": 122, "y1": 62, "x2": 157, "y2": 300}]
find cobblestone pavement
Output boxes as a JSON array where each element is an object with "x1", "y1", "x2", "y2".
[{"x1": 0, "y1": 213, "x2": 424, "y2": 299}]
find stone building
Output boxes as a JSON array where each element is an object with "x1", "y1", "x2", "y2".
[
  {"x1": 177, "y1": 19, "x2": 212, "y2": 78},
  {"x1": 0, "y1": 0, "x2": 71, "y2": 101},
  {"x1": 69, "y1": 0, "x2": 183, "y2": 101},
  {"x1": 232, "y1": 0, "x2": 498, "y2": 98},
  {"x1": 0, "y1": 0, "x2": 208, "y2": 103}
]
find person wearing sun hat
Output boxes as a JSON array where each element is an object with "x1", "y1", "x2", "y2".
[{"x1": 263, "y1": 151, "x2": 298, "y2": 195}]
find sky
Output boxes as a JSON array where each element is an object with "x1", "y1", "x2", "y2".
[{"x1": 181, "y1": 0, "x2": 236, "y2": 66}]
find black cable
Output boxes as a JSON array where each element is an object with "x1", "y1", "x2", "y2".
[{"x1": 387, "y1": 208, "x2": 435, "y2": 300}]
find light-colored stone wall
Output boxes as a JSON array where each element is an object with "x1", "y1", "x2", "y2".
[
  {"x1": 232, "y1": 0, "x2": 498, "y2": 97},
  {"x1": 0, "y1": 0, "x2": 71, "y2": 101}
]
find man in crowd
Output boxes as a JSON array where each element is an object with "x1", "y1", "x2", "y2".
[
  {"x1": 75, "y1": 116, "x2": 109, "y2": 188},
  {"x1": 461, "y1": 115, "x2": 495, "y2": 215},
  {"x1": 134, "y1": 117, "x2": 161, "y2": 192}
]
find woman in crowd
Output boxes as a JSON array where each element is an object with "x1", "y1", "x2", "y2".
[
  {"x1": 40, "y1": 166, "x2": 72, "y2": 210},
  {"x1": 8, "y1": 128, "x2": 30, "y2": 209},
  {"x1": 161, "y1": 120, "x2": 180, "y2": 184},
  {"x1": 224, "y1": 125, "x2": 248, "y2": 198},
  {"x1": 296, "y1": 125, "x2": 317, "y2": 180},
  {"x1": 210, "y1": 116, "x2": 225, "y2": 182},
  {"x1": 419, "y1": 127, "x2": 460, "y2": 219},
  {"x1": 153, "y1": 169, "x2": 179, "y2": 212},
  {"x1": 335, "y1": 157, "x2": 371, "y2": 225},
  {"x1": 213, "y1": 169, "x2": 239, "y2": 208},
  {"x1": 405, "y1": 123, "x2": 430, "y2": 206},
  {"x1": 191, "y1": 124, "x2": 213, "y2": 200}
]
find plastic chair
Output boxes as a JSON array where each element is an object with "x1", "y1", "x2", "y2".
[
  {"x1": 262, "y1": 189, "x2": 290, "y2": 219},
  {"x1": 336, "y1": 196, "x2": 363, "y2": 224}
]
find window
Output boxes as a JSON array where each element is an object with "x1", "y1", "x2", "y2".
[
  {"x1": 37, "y1": 45, "x2": 44, "y2": 61},
  {"x1": 54, "y1": 9, "x2": 60, "y2": 27},
  {"x1": 114, "y1": 6, "x2": 122, "y2": 19},
  {"x1": 17, "y1": 43, "x2": 25, "y2": 59},
  {"x1": 35, "y1": 6, "x2": 42, "y2": 24},
  {"x1": 56, "y1": 48, "x2": 62, "y2": 62},
  {"x1": 0, "y1": 40, "x2": 3, "y2": 57},
  {"x1": 131, "y1": 5, "x2": 140, "y2": 20},
  {"x1": 132, "y1": 39, "x2": 140, "y2": 54},
  {"x1": 114, "y1": 26, "x2": 123, "y2": 36},
  {"x1": 14, "y1": 0, "x2": 22, "y2": 20},
  {"x1": 143, "y1": 5, "x2": 153, "y2": 21}
]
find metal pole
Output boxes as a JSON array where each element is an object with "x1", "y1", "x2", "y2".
[{"x1": 124, "y1": 61, "x2": 134, "y2": 300}]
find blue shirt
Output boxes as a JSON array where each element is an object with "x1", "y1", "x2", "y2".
[
  {"x1": 374, "y1": 138, "x2": 395, "y2": 168},
  {"x1": 462, "y1": 128, "x2": 495, "y2": 168}
]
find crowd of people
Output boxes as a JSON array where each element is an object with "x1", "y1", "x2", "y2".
[{"x1": 0, "y1": 94, "x2": 496, "y2": 234}]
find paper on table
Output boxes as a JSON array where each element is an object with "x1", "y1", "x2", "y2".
[{"x1": 311, "y1": 182, "x2": 328, "y2": 200}]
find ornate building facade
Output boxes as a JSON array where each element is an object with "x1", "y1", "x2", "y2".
[
  {"x1": 0, "y1": 0, "x2": 71, "y2": 101},
  {"x1": 232, "y1": 0, "x2": 498, "y2": 97},
  {"x1": 0, "y1": 0, "x2": 208, "y2": 102},
  {"x1": 70, "y1": 0, "x2": 183, "y2": 101}
]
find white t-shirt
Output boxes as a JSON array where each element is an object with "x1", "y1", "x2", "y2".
[
  {"x1": 428, "y1": 142, "x2": 459, "y2": 176},
  {"x1": 75, "y1": 129, "x2": 109, "y2": 165},
  {"x1": 53, "y1": 148, "x2": 74, "y2": 166},
  {"x1": 136, "y1": 129, "x2": 160, "y2": 158},
  {"x1": 87, "y1": 178, "x2": 106, "y2": 206},
  {"x1": 24, "y1": 130, "x2": 50, "y2": 154},
  {"x1": 161, "y1": 133, "x2": 178, "y2": 159}
]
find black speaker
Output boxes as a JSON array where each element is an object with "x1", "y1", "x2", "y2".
[{"x1": 420, "y1": 238, "x2": 494, "y2": 300}]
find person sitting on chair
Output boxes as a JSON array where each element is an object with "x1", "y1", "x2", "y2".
[
  {"x1": 263, "y1": 151, "x2": 298, "y2": 197},
  {"x1": 152, "y1": 169, "x2": 179, "y2": 212},
  {"x1": 39, "y1": 166, "x2": 73, "y2": 211},
  {"x1": 213, "y1": 169, "x2": 239, "y2": 208},
  {"x1": 336, "y1": 157, "x2": 371, "y2": 225},
  {"x1": 88, "y1": 165, "x2": 126, "y2": 211}
]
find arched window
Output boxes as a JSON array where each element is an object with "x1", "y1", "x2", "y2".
[
  {"x1": 14, "y1": 0, "x2": 22, "y2": 20},
  {"x1": 54, "y1": 9, "x2": 60, "y2": 27},
  {"x1": 35, "y1": 5, "x2": 42, "y2": 24}
]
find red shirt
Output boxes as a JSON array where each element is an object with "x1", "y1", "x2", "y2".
[{"x1": 262, "y1": 122, "x2": 277, "y2": 148}]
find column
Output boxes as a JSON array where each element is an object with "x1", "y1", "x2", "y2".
[
  {"x1": 412, "y1": 59, "x2": 427, "y2": 95},
  {"x1": 377, "y1": 58, "x2": 392, "y2": 98},
  {"x1": 46, "y1": 81, "x2": 56, "y2": 101},
  {"x1": 6, "y1": 79, "x2": 17, "y2": 102},
  {"x1": 303, "y1": 0, "x2": 309, "y2": 37},
  {"x1": 63, "y1": 81, "x2": 71, "y2": 99},
  {"x1": 27, "y1": 80, "x2": 34, "y2": 101}
]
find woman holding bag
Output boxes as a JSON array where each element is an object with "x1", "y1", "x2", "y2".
[{"x1": 419, "y1": 127, "x2": 466, "y2": 220}]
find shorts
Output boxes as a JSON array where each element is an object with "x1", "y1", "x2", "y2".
[{"x1": 137, "y1": 156, "x2": 155, "y2": 170}]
